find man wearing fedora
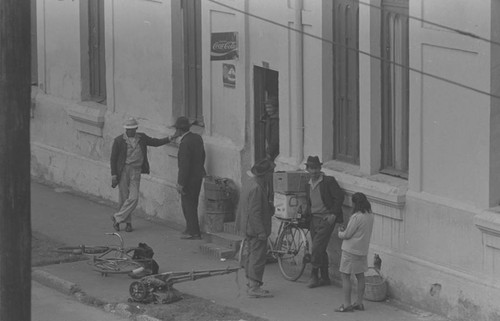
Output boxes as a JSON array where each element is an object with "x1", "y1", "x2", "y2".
[
  {"x1": 110, "y1": 117, "x2": 177, "y2": 232},
  {"x1": 239, "y1": 159, "x2": 276, "y2": 298},
  {"x1": 171, "y1": 116, "x2": 206, "y2": 240},
  {"x1": 304, "y1": 155, "x2": 345, "y2": 288}
]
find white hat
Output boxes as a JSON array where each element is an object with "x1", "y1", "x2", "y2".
[{"x1": 123, "y1": 117, "x2": 139, "y2": 129}]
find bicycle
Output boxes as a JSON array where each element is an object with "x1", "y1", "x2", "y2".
[
  {"x1": 238, "y1": 216, "x2": 311, "y2": 281},
  {"x1": 55, "y1": 232, "x2": 149, "y2": 277}
]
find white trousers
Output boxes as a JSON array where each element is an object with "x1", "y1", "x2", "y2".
[{"x1": 113, "y1": 165, "x2": 141, "y2": 223}]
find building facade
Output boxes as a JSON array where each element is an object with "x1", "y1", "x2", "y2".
[{"x1": 31, "y1": 0, "x2": 500, "y2": 319}]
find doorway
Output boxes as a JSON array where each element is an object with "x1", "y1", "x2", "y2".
[{"x1": 253, "y1": 66, "x2": 279, "y2": 162}]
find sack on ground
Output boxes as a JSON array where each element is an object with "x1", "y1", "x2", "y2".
[{"x1": 132, "y1": 242, "x2": 159, "y2": 274}]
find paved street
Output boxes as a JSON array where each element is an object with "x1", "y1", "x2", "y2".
[{"x1": 31, "y1": 181, "x2": 450, "y2": 321}]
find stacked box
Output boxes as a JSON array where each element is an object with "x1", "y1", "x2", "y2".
[
  {"x1": 273, "y1": 192, "x2": 308, "y2": 219},
  {"x1": 273, "y1": 171, "x2": 309, "y2": 194}
]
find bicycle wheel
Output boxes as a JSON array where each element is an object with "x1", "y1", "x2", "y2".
[
  {"x1": 55, "y1": 245, "x2": 109, "y2": 255},
  {"x1": 276, "y1": 225, "x2": 309, "y2": 281},
  {"x1": 92, "y1": 257, "x2": 144, "y2": 275}
]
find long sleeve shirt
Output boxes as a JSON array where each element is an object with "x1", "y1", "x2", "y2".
[
  {"x1": 239, "y1": 176, "x2": 273, "y2": 238},
  {"x1": 338, "y1": 211, "x2": 374, "y2": 256}
]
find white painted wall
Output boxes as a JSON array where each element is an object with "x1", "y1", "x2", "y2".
[
  {"x1": 42, "y1": 0, "x2": 81, "y2": 100},
  {"x1": 111, "y1": 0, "x2": 173, "y2": 124},
  {"x1": 409, "y1": 0, "x2": 491, "y2": 207},
  {"x1": 32, "y1": 0, "x2": 182, "y2": 225}
]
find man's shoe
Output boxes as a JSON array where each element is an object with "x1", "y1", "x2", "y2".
[
  {"x1": 247, "y1": 287, "x2": 273, "y2": 298},
  {"x1": 308, "y1": 278, "x2": 330, "y2": 288},
  {"x1": 308, "y1": 278, "x2": 320, "y2": 288},
  {"x1": 180, "y1": 234, "x2": 202, "y2": 240},
  {"x1": 307, "y1": 269, "x2": 320, "y2": 288},
  {"x1": 111, "y1": 216, "x2": 120, "y2": 232},
  {"x1": 334, "y1": 304, "x2": 354, "y2": 313},
  {"x1": 125, "y1": 223, "x2": 133, "y2": 232}
]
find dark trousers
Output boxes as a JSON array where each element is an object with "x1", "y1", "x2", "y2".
[
  {"x1": 181, "y1": 178, "x2": 202, "y2": 236},
  {"x1": 244, "y1": 236, "x2": 268, "y2": 285},
  {"x1": 310, "y1": 216, "x2": 336, "y2": 269}
]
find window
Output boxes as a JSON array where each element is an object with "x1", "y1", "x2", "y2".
[
  {"x1": 333, "y1": 0, "x2": 359, "y2": 164},
  {"x1": 183, "y1": 0, "x2": 203, "y2": 124},
  {"x1": 81, "y1": 0, "x2": 106, "y2": 103},
  {"x1": 381, "y1": 0, "x2": 409, "y2": 177},
  {"x1": 88, "y1": 0, "x2": 106, "y2": 103}
]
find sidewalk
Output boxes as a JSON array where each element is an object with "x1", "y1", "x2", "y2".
[{"x1": 31, "y1": 181, "x2": 449, "y2": 321}]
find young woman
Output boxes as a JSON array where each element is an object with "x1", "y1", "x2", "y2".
[{"x1": 335, "y1": 192, "x2": 374, "y2": 312}]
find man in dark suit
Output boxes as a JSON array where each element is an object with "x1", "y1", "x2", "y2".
[{"x1": 172, "y1": 116, "x2": 206, "y2": 240}]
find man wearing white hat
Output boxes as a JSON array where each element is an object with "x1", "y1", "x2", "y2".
[{"x1": 110, "y1": 117, "x2": 177, "y2": 232}]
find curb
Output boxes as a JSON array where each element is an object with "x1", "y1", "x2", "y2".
[
  {"x1": 32, "y1": 270, "x2": 82, "y2": 296},
  {"x1": 32, "y1": 269, "x2": 161, "y2": 321}
]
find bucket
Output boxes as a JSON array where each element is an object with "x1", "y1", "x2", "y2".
[
  {"x1": 204, "y1": 176, "x2": 231, "y2": 201},
  {"x1": 364, "y1": 267, "x2": 387, "y2": 302},
  {"x1": 204, "y1": 176, "x2": 235, "y2": 232},
  {"x1": 205, "y1": 211, "x2": 225, "y2": 232}
]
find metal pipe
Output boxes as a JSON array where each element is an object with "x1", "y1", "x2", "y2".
[{"x1": 295, "y1": 0, "x2": 304, "y2": 165}]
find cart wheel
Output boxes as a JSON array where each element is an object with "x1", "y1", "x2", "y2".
[{"x1": 129, "y1": 281, "x2": 149, "y2": 302}]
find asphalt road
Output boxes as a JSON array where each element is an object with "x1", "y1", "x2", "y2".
[{"x1": 32, "y1": 281, "x2": 128, "y2": 321}]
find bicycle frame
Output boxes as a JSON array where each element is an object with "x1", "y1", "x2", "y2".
[
  {"x1": 237, "y1": 217, "x2": 311, "y2": 281},
  {"x1": 94, "y1": 232, "x2": 131, "y2": 259},
  {"x1": 269, "y1": 217, "x2": 310, "y2": 257},
  {"x1": 55, "y1": 232, "x2": 148, "y2": 276},
  {"x1": 240, "y1": 217, "x2": 309, "y2": 281}
]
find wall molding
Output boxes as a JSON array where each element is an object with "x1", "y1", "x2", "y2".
[
  {"x1": 474, "y1": 207, "x2": 500, "y2": 247},
  {"x1": 67, "y1": 101, "x2": 106, "y2": 136}
]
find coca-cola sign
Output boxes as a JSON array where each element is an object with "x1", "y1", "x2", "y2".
[{"x1": 211, "y1": 32, "x2": 238, "y2": 61}]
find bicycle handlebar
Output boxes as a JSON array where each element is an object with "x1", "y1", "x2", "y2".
[{"x1": 104, "y1": 232, "x2": 124, "y2": 248}]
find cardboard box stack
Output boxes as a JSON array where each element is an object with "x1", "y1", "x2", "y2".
[{"x1": 273, "y1": 171, "x2": 309, "y2": 219}]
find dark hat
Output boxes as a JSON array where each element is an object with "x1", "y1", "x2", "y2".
[
  {"x1": 251, "y1": 159, "x2": 276, "y2": 177},
  {"x1": 171, "y1": 116, "x2": 192, "y2": 130},
  {"x1": 304, "y1": 156, "x2": 322, "y2": 167}
]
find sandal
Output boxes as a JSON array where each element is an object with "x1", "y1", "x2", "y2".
[
  {"x1": 352, "y1": 303, "x2": 365, "y2": 311},
  {"x1": 334, "y1": 304, "x2": 354, "y2": 312}
]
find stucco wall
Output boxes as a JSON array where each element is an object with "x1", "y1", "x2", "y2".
[
  {"x1": 111, "y1": 0, "x2": 173, "y2": 123},
  {"x1": 409, "y1": 0, "x2": 491, "y2": 207},
  {"x1": 41, "y1": 0, "x2": 81, "y2": 99},
  {"x1": 32, "y1": 0, "x2": 184, "y2": 226}
]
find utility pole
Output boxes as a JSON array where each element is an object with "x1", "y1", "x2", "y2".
[{"x1": 0, "y1": 0, "x2": 32, "y2": 320}]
